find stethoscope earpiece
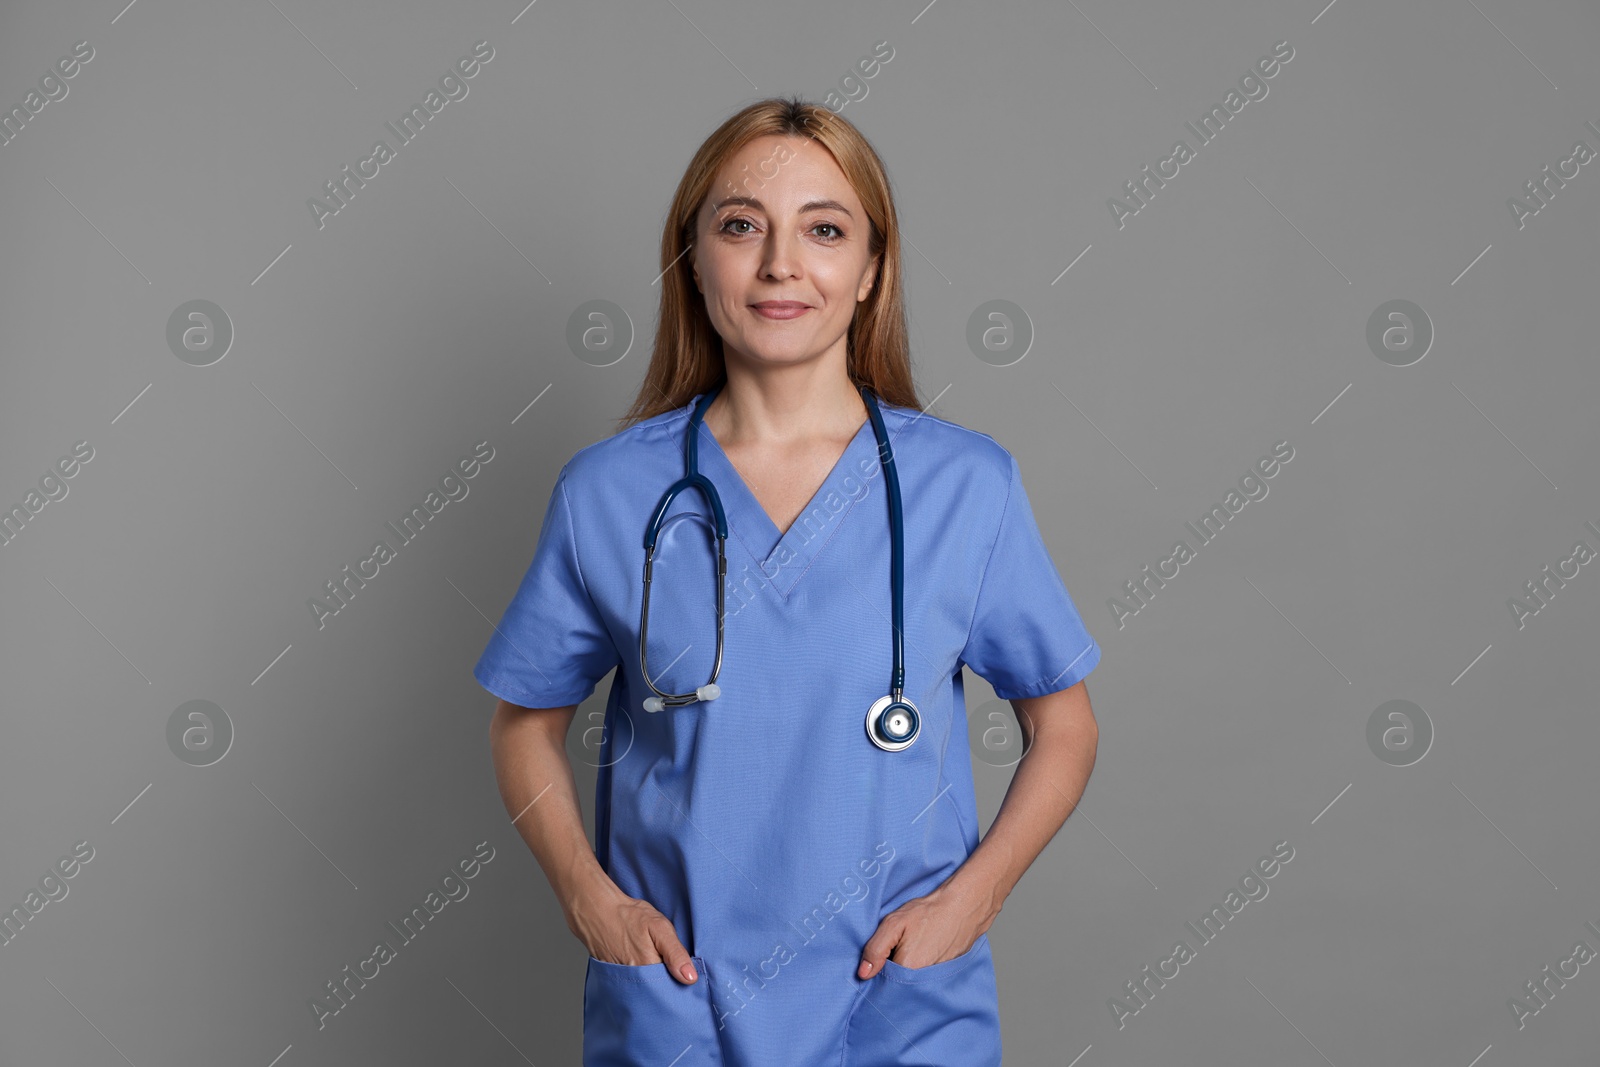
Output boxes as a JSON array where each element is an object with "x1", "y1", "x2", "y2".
[{"x1": 642, "y1": 686, "x2": 716, "y2": 713}]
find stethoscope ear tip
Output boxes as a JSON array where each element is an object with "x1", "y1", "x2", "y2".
[{"x1": 643, "y1": 686, "x2": 716, "y2": 712}]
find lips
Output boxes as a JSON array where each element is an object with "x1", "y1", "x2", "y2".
[{"x1": 750, "y1": 301, "x2": 812, "y2": 320}]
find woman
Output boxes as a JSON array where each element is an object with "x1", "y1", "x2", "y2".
[{"x1": 475, "y1": 97, "x2": 1101, "y2": 1065}]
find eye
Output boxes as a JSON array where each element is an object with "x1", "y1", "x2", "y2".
[{"x1": 716, "y1": 215, "x2": 847, "y2": 242}]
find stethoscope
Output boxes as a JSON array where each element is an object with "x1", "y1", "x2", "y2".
[{"x1": 638, "y1": 378, "x2": 920, "y2": 752}]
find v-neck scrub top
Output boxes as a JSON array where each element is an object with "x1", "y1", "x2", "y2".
[{"x1": 473, "y1": 392, "x2": 1101, "y2": 1066}]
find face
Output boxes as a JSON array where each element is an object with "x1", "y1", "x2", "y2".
[{"x1": 690, "y1": 135, "x2": 880, "y2": 372}]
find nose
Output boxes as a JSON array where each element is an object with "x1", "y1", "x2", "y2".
[{"x1": 759, "y1": 224, "x2": 804, "y2": 280}]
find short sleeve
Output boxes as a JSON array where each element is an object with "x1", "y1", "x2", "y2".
[
  {"x1": 472, "y1": 467, "x2": 620, "y2": 708},
  {"x1": 959, "y1": 454, "x2": 1101, "y2": 700}
]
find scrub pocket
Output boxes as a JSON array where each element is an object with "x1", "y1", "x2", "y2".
[
  {"x1": 843, "y1": 933, "x2": 1002, "y2": 1067},
  {"x1": 583, "y1": 955, "x2": 721, "y2": 1066}
]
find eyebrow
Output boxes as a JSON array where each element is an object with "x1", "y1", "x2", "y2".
[{"x1": 710, "y1": 196, "x2": 854, "y2": 220}]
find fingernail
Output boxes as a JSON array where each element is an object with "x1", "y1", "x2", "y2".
[
  {"x1": 858, "y1": 960, "x2": 871, "y2": 978},
  {"x1": 680, "y1": 962, "x2": 697, "y2": 983}
]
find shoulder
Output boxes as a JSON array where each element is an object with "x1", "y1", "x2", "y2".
[
  {"x1": 879, "y1": 401, "x2": 1017, "y2": 496},
  {"x1": 557, "y1": 403, "x2": 692, "y2": 490}
]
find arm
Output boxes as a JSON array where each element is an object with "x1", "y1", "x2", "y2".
[
  {"x1": 945, "y1": 680, "x2": 1098, "y2": 921},
  {"x1": 857, "y1": 679, "x2": 1097, "y2": 975},
  {"x1": 488, "y1": 698, "x2": 701, "y2": 982}
]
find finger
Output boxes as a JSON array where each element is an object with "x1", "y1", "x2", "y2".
[
  {"x1": 656, "y1": 926, "x2": 698, "y2": 984},
  {"x1": 857, "y1": 922, "x2": 902, "y2": 979}
]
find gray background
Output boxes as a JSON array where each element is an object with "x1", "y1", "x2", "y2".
[{"x1": 3, "y1": 0, "x2": 1598, "y2": 1063}]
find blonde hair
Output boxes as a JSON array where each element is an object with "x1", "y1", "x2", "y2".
[{"x1": 617, "y1": 97, "x2": 919, "y2": 430}]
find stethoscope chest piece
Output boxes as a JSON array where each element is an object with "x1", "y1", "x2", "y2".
[{"x1": 866, "y1": 694, "x2": 920, "y2": 752}]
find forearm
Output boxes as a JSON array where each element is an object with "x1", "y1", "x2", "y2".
[
  {"x1": 942, "y1": 688, "x2": 1098, "y2": 924},
  {"x1": 488, "y1": 703, "x2": 623, "y2": 916}
]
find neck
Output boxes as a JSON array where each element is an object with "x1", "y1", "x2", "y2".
[{"x1": 706, "y1": 361, "x2": 868, "y2": 446}]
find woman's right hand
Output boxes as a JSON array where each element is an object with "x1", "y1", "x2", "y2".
[
  {"x1": 487, "y1": 704, "x2": 698, "y2": 983},
  {"x1": 565, "y1": 877, "x2": 699, "y2": 983}
]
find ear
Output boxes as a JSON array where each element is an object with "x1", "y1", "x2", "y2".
[{"x1": 858, "y1": 255, "x2": 881, "y2": 302}]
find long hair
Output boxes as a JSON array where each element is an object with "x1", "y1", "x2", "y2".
[{"x1": 616, "y1": 97, "x2": 919, "y2": 430}]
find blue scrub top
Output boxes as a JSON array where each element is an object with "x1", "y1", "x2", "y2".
[{"x1": 473, "y1": 391, "x2": 1101, "y2": 1065}]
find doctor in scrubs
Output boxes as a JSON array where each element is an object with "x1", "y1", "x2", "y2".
[{"x1": 476, "y1": 97, "x2": 1101, "y2": 1065}]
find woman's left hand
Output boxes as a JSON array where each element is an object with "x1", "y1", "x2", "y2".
[{"x1": 857, "y1": 874, "x2": 1001, "y2": 978}]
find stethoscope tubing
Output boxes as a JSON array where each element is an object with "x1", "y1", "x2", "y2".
[
  {"x1": 861, "y1": 386, "x2": 905, "y2": 701},
  {"x1": 638, "y1": 378, "x2": 908, "y2": 730},
  {"x1": 638, "y1": 389, "x2": 729, "y2": 708}
]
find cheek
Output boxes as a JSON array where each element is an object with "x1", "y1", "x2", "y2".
[
  {"x1": 715, "y1": 288, "x2": 749, "y2": 323},
  {"x1": 816, "y1": 258, "x2": 871, "y2": 302},
  {"x1": 692, "y1": 267, "x2": 732, "y2": 315},
  {"x1": 703, "y1": 290, "x2": 753, "y2": 340},
  {"x1": 789, "y1": 273, "x2": 848, "y2": 319}
]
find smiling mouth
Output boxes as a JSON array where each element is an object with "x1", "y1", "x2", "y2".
[{"x1": 750, "y1": 302, "x2": 811, "y2": 319}]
